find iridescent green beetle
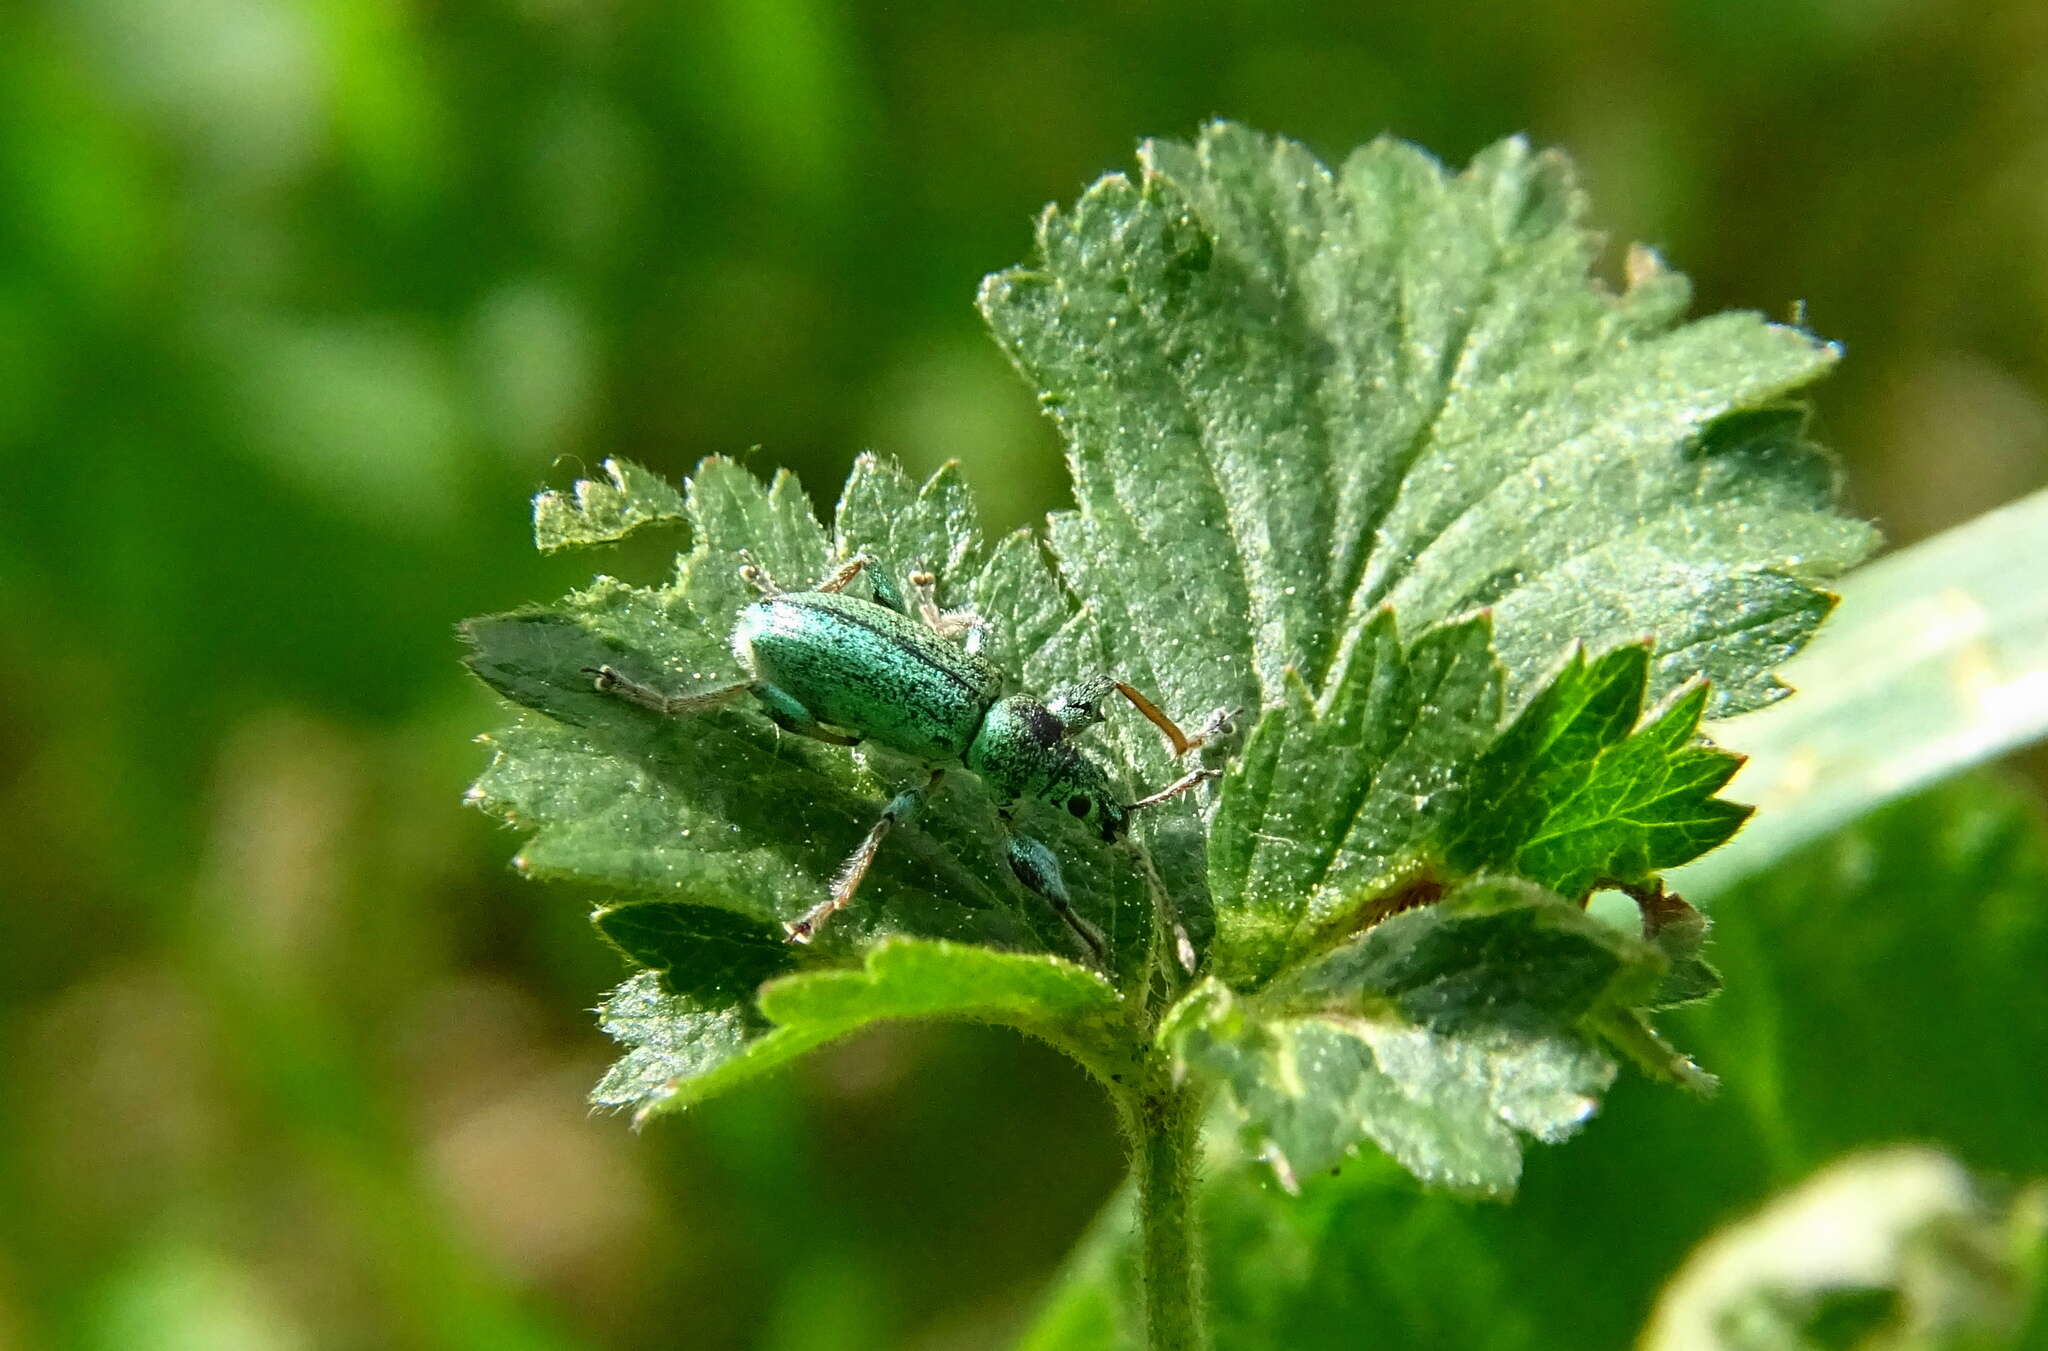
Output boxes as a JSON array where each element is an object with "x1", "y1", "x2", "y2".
[{"x1": 584, "y1": 554, "x2": 1229, "y2": 964}]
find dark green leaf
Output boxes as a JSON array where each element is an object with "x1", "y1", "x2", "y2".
[
  {"x1": 1204, "y1": 610, "x2": 1500, "y2": 983},
  {"x1": 593, "y1": 901, "x2": 799, "y2": 1004},
  {"x1": 1445, "y1": 646, "x2": 1749, "y2": 896},
  {"x1": 1205, "y1": 614, "x2": 1749, "y2": 991}
]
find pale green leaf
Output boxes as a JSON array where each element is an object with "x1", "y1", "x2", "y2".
[
  {"x1": 532, "y1": 456, "x2": 689, "y2": 552},
  {"x1": 596, "y1": 938, "x2": 1126, "y2": 1119},
  {"x1": 592, "y1": 972, "x2": 823, "y2": 1119},
  {"x1": 980, "y1": 125, "x2": 1874, "y2": 736},
  {"x1": 1678, "y1": 485, "x2": 2048, "y2": 895}
]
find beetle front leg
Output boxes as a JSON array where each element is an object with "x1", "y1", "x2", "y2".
[
  {"x1": 1002, "y1": 827, "x2": 1108, "y2": 964},
  {"x1": 786, "y1": 769, "x2": 943, "y2": 944}
]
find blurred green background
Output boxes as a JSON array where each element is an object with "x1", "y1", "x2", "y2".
[{"x1": 3, "y1": 1, "x2": 2046, "y2": 1348}]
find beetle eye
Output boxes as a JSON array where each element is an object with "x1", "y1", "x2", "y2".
[{"x1": 1068, "y1": 795, "x2": 1091, "y2": 817}]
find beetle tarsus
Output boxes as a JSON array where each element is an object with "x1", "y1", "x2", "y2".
[{"x1": 735, "y1": 549, "x2": 783, "y2": 597}]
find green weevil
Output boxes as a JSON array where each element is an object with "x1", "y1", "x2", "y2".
[{"x1": 583, "y1": 553, "x2": 1230, "y2": 964}]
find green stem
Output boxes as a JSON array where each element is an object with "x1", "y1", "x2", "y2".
[{"x1": 1124, "y1": 1080, "x2": 1208, "y2": 1351}]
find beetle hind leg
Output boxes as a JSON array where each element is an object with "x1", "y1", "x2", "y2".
[
  {"x1": 752, "y1": 682, "x2": 860, "y2": 746},
  {"x1": 584, "y1": 666, "x2": 752, "y2": 717}
]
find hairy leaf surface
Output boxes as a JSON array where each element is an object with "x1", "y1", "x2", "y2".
[{"x1": 981, "y1": 125, "x2": 1873, "y2": 732}]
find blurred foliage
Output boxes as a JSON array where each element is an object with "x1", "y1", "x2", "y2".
[
  {"x1": 1642, "y1": 1148, "x2": 2046, "y2": 1351},
  {"x1": 2, "y1": 0, "x2": 2046, "y2": 1347}
]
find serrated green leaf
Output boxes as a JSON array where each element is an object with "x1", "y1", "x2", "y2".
[
  {"x1": 470, "y1": 128, "x2": 1881, "y2": 1223},
  {"x1": 1446, "y1": 646, "x2": 1750, "y2": 896},
  {"x1": 981, "y1": 125, "x2": 1873, "y2": 732},
  {"x1": 1162, "y1": 878, "x2": 1660, "y2": 1196},
  {"x1": 532, "y1": 457, "x2": 689, "y2": 552},
  {"x1": 1206, "y1": 614, "x2": 1749, "y2": 990},
  {"x1": 1205, "y1": 610, "x2": 1500, "y2": 983},
  {"x1": 833, "y1": 453, "x2": 984, "y2": 613},
  {"x1": 593, "y1": 901, "x2": 799, "y2": 1003},
  {"x1": 592, "y1": 972, "x2": 825, "y2": 1118},
  {"x1": 677, "y1": 455, "x2": 834, "y2": 630}
]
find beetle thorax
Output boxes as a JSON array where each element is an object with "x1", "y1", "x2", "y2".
[{"x1": 966, "y1": 695, "x2": 1127, "y2": 841}]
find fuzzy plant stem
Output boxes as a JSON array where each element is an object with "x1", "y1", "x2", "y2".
[{"x1": 1124, "y1": 1079, "x2": 1209, "y2": 1351}]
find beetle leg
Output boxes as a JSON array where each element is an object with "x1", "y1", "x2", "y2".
[
  {"x1": 584, "y1": 666, "x2": 752, "y2": 717},
  {"x1": 1002, "y1": 827, "x2": 1107, "y2": 964},
  {"x1": 1129, "y1": 766, "x2": 1222, "y2": 811},
  {"x1": 906, "y1": 569, "x2": 946, "y2": 627},
  {"x1": 907, "y1": 567, "x2": 991, "y2": 652},
  {"x1": 786, "y1": 769, "x2": 943, "y2": 943},
  {"x1": 750, "y1": 682, "x2": 861, "y2": 746}
]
